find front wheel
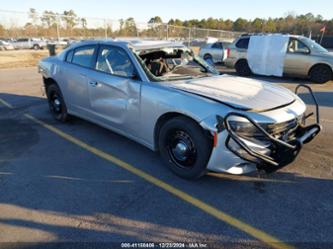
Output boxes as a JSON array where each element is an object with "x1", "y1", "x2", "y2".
[
  {"x1": 158, "y1": 116, "x2": 212, "y2": 179},
  {"x1": 309, "y1": 65, "x2": 332, "y2": 83},
  {"x1": 46, "y1": 84, "x2": 69, "y2": 122}
]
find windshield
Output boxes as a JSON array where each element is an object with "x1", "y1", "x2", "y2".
[
  {"x1": 300, "y1": 37, "x2": 328, "y2": 53},
  {"x1": 135, "y1": 47, "x2": 219, "y2": 81}
]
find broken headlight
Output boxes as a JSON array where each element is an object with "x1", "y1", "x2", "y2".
[
  {"x1": 228, "y1": 120, "x2": 268, "y2": 137},
  {"x1": 227, "y1": 119, "x2": 272, "y2": 149}
]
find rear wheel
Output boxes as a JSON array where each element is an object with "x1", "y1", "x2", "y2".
[
  {"x1": 158, "y1": 116, "x2": 212, "y2": 179},
  {"x1": 46, "y1": 84, "x2": 69, "y2": 122},
  {"x1": 235, "y1": 59, "x2": 252, "y2": 76},
  {"x1": 309, "y1": 65, "x2": 332, "y2": 84},
  {"x1": 33, "y1": 44, "x2": 40, "y2": 50}
]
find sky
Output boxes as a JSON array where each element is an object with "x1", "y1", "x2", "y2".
[{"x1": 1, "y1": 0, "x2": 333, "y2": 22}]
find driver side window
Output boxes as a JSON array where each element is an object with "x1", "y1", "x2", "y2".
[
  {"x1": 96, "y1": 46, "x2": 135, "y2": 78},
  {"x1": 288, "y1": 38, "x2": 310, "y2": 54}
]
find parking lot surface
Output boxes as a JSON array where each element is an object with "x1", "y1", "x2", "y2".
[{"x1": 0, "y1": 67, "x2": 333, "y2": 248}]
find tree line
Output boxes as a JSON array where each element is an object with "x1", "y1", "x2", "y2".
[
  {"x1": 0, "y1": 9, "x2": 332, "y2": 39},
  {"x1": 164, "y1": 13, "x2": 332, "y2": 36}
]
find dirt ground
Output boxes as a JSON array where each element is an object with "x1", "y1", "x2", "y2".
[{"x1": 0, "y1": 49, "x2": 62, "y2": 69}]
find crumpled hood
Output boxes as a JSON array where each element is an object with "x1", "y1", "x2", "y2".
[{"x1": 167, "y1": 74, "x2": 296, "y2": 112}]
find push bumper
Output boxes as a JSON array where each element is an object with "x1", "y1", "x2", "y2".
[{"x1": 222, "y1": 84, "x2": 322, "y2": 173}]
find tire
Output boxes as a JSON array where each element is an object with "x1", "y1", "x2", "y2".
[
  {"x1": 158, "y1": 116, "x2": 212, "y2": 179},
  {"x1": 33, "y1": 44, "x2": 40, "y2": 50},
  {"x1": 203, "y1": 54, "x2": 214, "y2": 65},
  {"x1": 46, "y1": 84, "x2": 69, "y2": 122},
  {"x1": 309, "y1": 65, "x2": 332, "y2": 84},
  {"x1": 235, "y1": 59, "x2": 252, "y2": 76}
]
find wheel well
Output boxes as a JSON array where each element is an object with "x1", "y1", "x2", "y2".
[
  {"x1": 235, "y1": 58, "x2": 247, "y2": 66},
  {"x1": 43, "y1": 77, "x2": 58, "y2": 92},
  {"x1": 203, "y1": 53, "x2": 212, "y2": 59},
  {"x1": 154, "y1": 112, "x2": 212, "y2": 151},
  {"x1": 308, "y1": 63, "x2": 333, "y2": 77}
]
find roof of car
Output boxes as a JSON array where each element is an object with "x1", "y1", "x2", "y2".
[
  {"x1": 239, "y1": 33, "x2": 301, "y2": 38},
  {"x1": 128, "y1": 40, "x2": 185, "y2": 50},
  {"x1": 68, "y1": 39, "x2": 185, "y2": 51}
]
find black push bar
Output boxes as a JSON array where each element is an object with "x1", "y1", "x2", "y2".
[
  {"x1": 221, "y1": 84, "x2": 321, "y2": 170},
  {"x1": 295, "y1": 84, "x2": 320, "y2": 124},
  {"x1": 223, "y1": 112, "x2": 297, "y2": 167}
]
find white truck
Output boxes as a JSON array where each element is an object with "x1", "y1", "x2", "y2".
[{"x1": 12, "y1": 38, "x2": 47, "y2": 50}]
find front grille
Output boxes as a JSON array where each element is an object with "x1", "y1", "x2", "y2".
[{"x1": 266, "y1": 119, "x2": 299, "y2": 136}]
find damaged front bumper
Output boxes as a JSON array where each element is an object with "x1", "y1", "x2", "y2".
[{"x1": 222, "y1": 84, "x2": 322, "y2": 173}]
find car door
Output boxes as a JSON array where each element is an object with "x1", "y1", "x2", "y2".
[
  {"x1": 86, "y1": 45, "x2": 141, "y2": 134},
  {"x1": 60, "y1": 45, "x2": 97, "y2": 117},
  {"x1": 284, "y1": 38, "x2": 312, "y2": 76},
  {"x1": 210, "y1": 42, "x2": 224, "y2": 62},
  {"x1": 14, "y1": 38, "x2": 27, "y2": 49},
  {"x1": 23, "y1": 38, "x2": 30, "y2": 49}
]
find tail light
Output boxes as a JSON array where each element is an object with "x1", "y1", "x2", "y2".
[{"x1": 226, "y1": 48, "x2": 230, "y2": 58}]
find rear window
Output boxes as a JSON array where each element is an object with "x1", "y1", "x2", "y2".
[
  {"x1": 72, "y1": 46, "x2": 95, "y2": 68},
  {"x1": 236, "y1": 38, "x2": 249, "y2": 49}
]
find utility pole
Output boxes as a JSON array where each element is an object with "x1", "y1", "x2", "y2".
[
  {"x1": 319, "y1": 29, "x2": 326, "y2": 44},
  {"x1": 188, "y1": 28, "x2": 191, "y2": 47},
  {"x1": 104, "y1": 19, "x2": 107, "y2": 39},
  {"x1": 56, "y1": 14, "x2": 60, "y2": 41},
  {"x1": 166, "y1": 24, "x2": 169, "y2": 40}
]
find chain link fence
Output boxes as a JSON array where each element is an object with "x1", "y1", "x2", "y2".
[{"x1": 0, "y1": 9, "x2": 242, "y2": 45}]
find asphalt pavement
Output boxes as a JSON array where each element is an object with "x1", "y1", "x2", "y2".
[{"x1": 0, "y1": 67, "x2": 333, "y2": 249}]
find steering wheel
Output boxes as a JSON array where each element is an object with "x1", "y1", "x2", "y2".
[{"x1": 166, "y1": 59, "x2": 181, "y2": 71}]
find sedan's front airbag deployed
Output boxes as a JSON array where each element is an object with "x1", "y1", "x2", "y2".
[{"x1": 247, "y1": 34, "x2": 289, "y2": 77}]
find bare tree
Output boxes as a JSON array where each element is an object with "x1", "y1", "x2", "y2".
[
  {"x1": 41, "y1": 11, "x2": 56, "y2": 28},
  {"x1": 80, "y1": 17, "x2": 87, "y2": 36},
  {"x1": 28, "y1": 8, "x2": 39, "y2": 36},
  {"x1": 62, "y1": 10, "x2": 78, "y2": 36},
  {"x1": 40, "y1": 10, "x2": 57, "y2": 37},
  {"x1": 28, "y1": 8, "x2": 39, "y2": 25}
]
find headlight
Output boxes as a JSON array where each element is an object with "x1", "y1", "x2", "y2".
[
  {"x1": 228, "y1": 120, "x2": 271, "y2": 148},
  {"x1": 228, "y1": 120, "x2": 267, "y2": 137}
]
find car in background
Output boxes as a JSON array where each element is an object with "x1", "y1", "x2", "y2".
[
  {"x1": 48, "y1": 39, "x2": 69, "y2": 47},
  {"x1": 199, "y1": 41, "x2": 229, "y2": 64},
  {"x1": 12, "y1": 38, "x2": 47, "y2": 50},
  {"x1": 225, "y1": 34, "x2": 333, "y2": 83},
  {"x1": 0, "y1": 40, "x2": 14, "y2": 51},
  {"x1": 38, "y1": 40, "x2": 321, "y2": 179}
]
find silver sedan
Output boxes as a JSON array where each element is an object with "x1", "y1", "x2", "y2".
[
  {"x1": 38, "y1": 40, "x2": 321, "y2": 179},
  {"x1": 199, "y1": 41, "x2": 228, "y2": 64}
]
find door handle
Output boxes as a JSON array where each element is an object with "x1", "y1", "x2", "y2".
[{"x1": 89, "y1": 81, "x2": 98, "y2": 87}]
